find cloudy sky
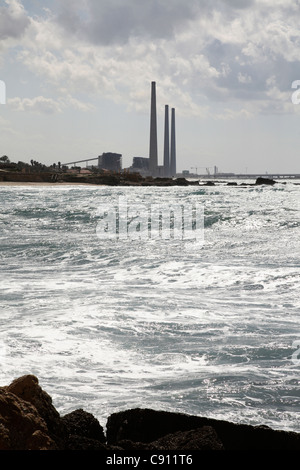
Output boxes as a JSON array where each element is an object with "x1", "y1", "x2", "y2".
[{"x1": 1, "y1": 0, "x2": 300, "y2": 174}]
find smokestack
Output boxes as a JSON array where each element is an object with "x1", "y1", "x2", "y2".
[
  {"x1": 170, "y1": 108, "x2": 176, "y2": 177},
  {"x1": 149, "y1": 81, "x2": 158, "y2": 177},
  {"x1": 163, "y1": 105, "x2": 170, "y2": 177}
]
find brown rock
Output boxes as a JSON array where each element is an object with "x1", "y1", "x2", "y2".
[
  {"x1": 6, "y1": 375, "x2": 65, "y2": 445},
  {"x1": 28, "y1": 430, "x2": 56, "y2": 451},
  {"x1": 1, "y1": 376, "x2": 299, "y2": 451},
  {"x1": 0, "y1": 388, "x2": 56, "y2": 450},
  {"x1": 62, "y1": 408, "x2": 106, "y2": 443}
]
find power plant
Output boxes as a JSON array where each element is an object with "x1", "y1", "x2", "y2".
[
  {"x1": 62, "y1": 81, "x2": 177, "y2": 178},
  {"x1": 163, "y1": 104, "x2": 170, "y2": 177},
  {"x1": 149, "y1": 81, "x2": 158, "y2": 176},
  {"x1": 149, "y1": 81, "x2": 177, "y2": 178},
  {"x1": 170, "y1": 107, "x2": 176, "y2": 177}
]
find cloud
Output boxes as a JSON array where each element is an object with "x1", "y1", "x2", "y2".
[
  {"x1": 8, "y1": 95, "x2": 95, "y2": 114},
  {"x1": 222, "y1": 0, "x2": 255, "y2": 8},
  {"x1": 0, "y1": 0, "x2": 30, "y2": 40},
  {"x1": 3, "y1": 0, "x2": 300, "y2": 120},
  {"x1": 55, "y1": 0, "x2": 207, "y2": 45},
  {"x1": 8, "y1": 95, "x2": 62, "y2": 113}
]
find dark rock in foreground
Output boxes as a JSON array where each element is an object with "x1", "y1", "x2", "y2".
[
  {"x1": 107, "y1": 408, "x2": 300, "y2": 451},
  {"x1": 115, "y1": 426, "x2": 224, "y2": 451},
  {"x1": 62, "y1": 409, "x2": 106, "y2": 449},
  {"x1": 0, "y1": 375, "x2": 299, "y2": 451}
]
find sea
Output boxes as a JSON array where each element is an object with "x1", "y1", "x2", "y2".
[{"x1": 0, "y1": 179, "x2": 299, "y2": 433}]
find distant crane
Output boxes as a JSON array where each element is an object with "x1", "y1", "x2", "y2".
[{"x1": 191, "y1": 166, "x2": 213, "y2": 176}]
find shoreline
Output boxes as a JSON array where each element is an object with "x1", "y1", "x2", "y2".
[
  {"x1": 0, "y1": 173, "x2": 284, "y2": 187},
  {"x1": 1, "y1": 375, "x2": 299, "y2": 451},
  {"x1": 0, "y1": 181, "x2": 91, "y2": 186}
]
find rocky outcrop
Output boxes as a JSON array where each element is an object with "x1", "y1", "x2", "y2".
[
  {"x1": 115, "y1": 426, "x2": 224, "y2": 450},
  {"x1": 0, "y1": 171, "x2": 55, "y2": 183},
  {"x1": 6, "y1": 375, "x2": 64, "y2": 445},
  {"x1": 62, "y1": 408, "x2": 107, "y2": 450},
  {"x1": 255, "y1": 177, "x2": 276, "y2": 185},
  {"x1": 0, "y1": 375, "x2": 299, "y2": 451},
  {"x1": 107, "y1": 408, "x2": 300, "y2": 451},
  {"x1": 0, "y1": 375, "x2": 108, "y2": 451},
  {"x1": 0, "y1": 380, "x2": 57, "y2": 450}
]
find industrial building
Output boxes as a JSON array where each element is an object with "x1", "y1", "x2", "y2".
[
  {"x1": 98, "y1": 152, "x2": 122, "y2": 172},
  {"x1": 127, "y1": 157, "x2": 149, "y2": 177},
  {"x1": 62, "y1": 82, "x2": 176, "y2": 179}
]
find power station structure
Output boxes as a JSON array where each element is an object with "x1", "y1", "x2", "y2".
[
  {"x1": 149, "y1": 81, "x2": 177, "y2": 178},
  {"x1": 62, "y1": 81, "x2": 176, "y2": 178},
  {"x1": 170, "y1": 106, "x2": 176, "y2": 177}
]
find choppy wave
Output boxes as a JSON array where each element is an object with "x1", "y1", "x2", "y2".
[{"x1": 0, "y1": 182, "x2": 299, "y2": 431}]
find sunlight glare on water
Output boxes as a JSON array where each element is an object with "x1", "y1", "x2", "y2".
[{"x1": 0, "y1": 181, "x2": 299, "y2": 431}]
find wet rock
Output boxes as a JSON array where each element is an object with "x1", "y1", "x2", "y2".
[
  {"x1": 255, "y1": 177, "x2": 276, "y2": 185},
  {"x1": 62, "y1": 408, "x2": 106, "y2": 446},
  {"x1": 106, "y1": 408, "x2": 300, "y2": 450},
  {"x1": 152, "y1": 426, "x2": 224, "y2": 450},
  {"x1": 64, "y1": 435, "x2": 110, "y2": 451},
  {"x1": 6, "y1": 374, "x2": 65, "y2": 446},
  {"x1": 117, "y1": 426, "x2": 224, "y2": 450},
  {"x1": 1, "y1": 377, "x2": 300, "y2": 451},
  {"x1": 174, "y1": 178, "x2": 189, "y2": 186},
  {"x1": 0, "y1": 387, "x2": 56, "y2": 450}
]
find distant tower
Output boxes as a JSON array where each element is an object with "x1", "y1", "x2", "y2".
[
  {"x1": 163, "y1": 105, "x2": 170, "y2": 177},
  {"x1": 149, "y1": 81, "x2": 158, "y2": 177},
  {"x1": 170, "y1": 108, "x2": 176, "y2": 177}
]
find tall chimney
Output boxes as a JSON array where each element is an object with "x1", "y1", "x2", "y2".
[
  {"x1": 170, "y1": 108, "x2": 176, "y2": 177},
  {"x1": 149, "y1": 81, "x2": 158, "y2": 177},
  {"x1": 163, "y1": 105, "x2": 170, "y2": 177}
]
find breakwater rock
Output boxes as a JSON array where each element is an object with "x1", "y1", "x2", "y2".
[
  {"x1": 255, "y1": 177, "x2": 276, "y2": 185},
  {"x1": 0, "y1": 170, "x2": 282, "y2": 187},
  {"x1": 0, "y1": 171, "x2": 201, "y2": 186},
  {"x1": 0, "y1": 375, "x2": 299, "y2": 451}
]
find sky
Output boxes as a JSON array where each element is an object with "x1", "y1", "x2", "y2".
[{"x1": 0, "y1": 0, "x2": 300, "y2": 174}]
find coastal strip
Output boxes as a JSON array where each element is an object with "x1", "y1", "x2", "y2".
[
  {"x1": 0, "y1": 375, "x2": 299, "y2": 451},
  {"x1": 0, "y1": 169, "x2": 288, "y2": 187}
]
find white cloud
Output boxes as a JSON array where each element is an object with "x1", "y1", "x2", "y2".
[
  {"x1": 0, "y1": 1, "x2": 299, "y2": 173},
  {"x1": 238, "y1": 72, "x2": 252, "y2": 84},
  {"x1": 2, "y1": 0, "x2": 300, "y2": 120},
  {"x1": 8, "y1": 95, "x2": 95, "y2": 114},
  {"x1": 0, "y1": 0, "x2": 30, "y2": 40},
  {"x1": 8, "y1": 95, "x2": 63, "y2": 113},
  {"x1": 55, "y1": 0, "x2": 206, "y2": 45}
]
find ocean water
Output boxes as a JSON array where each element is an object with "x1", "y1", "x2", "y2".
[{"x1": 0, "y1": 180, "x2": 299, "y2": 433}]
